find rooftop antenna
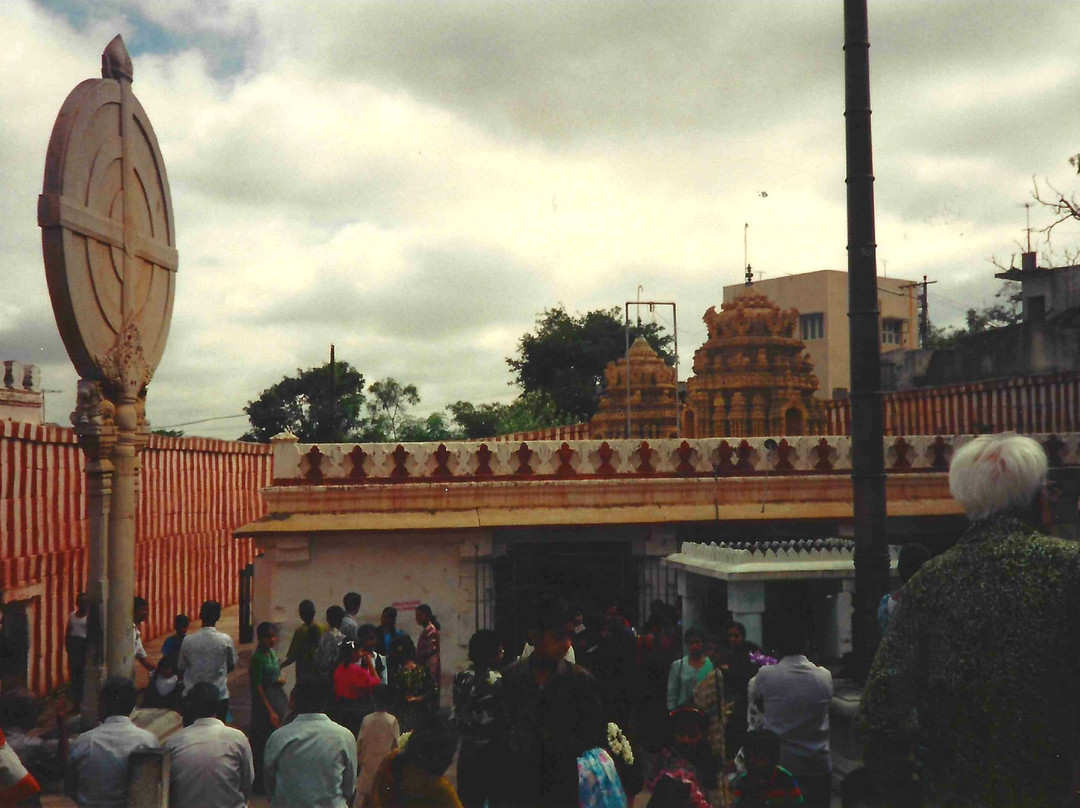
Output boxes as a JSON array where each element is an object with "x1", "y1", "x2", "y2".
[
  {"x1": 744, "y1": 223, "x2": 753, "y2": 285},
  {"x1": 1023, "y1": 202, "x2": 1033, "y2": 253}
]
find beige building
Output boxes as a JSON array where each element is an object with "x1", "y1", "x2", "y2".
[{"x1": 723, "y1": 270, "x2": 919, "y2": 399}]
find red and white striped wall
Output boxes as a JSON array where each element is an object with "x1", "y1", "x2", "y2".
[
  {"x1": 0, "y1": 422, "x2": 271, "y2": 694},
  {"x1": 825, "y1": 372, "x2": 1080, "y2": 436}
]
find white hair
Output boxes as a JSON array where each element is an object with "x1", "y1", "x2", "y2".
[{"x1": 948, "y1": 433, "x2": 1048, "y2": 522}]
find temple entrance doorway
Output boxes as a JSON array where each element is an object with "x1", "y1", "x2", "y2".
[{"x1": 495, "y1": 541, "x2": 636, "y2": 656}]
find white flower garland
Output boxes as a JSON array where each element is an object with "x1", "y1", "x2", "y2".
[{"x1": 606, "y1": 722, "x2": 634, "y2": 766}]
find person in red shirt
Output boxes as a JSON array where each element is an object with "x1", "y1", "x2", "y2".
[{"x1": 333, "y1": 641, "x2": 381, "y2": 736}]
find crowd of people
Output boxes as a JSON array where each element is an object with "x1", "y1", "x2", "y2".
[{"x1": 3, "y1": 432, "x2": 1076, "y2": 808}]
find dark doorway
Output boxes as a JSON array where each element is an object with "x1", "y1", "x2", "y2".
[
  {"x1": 0, "y1": 600, "x2": 30, "y2": 690},
  {"x1": 784, "y1": 408, "x2": 804, "y2": 435},
  {"x1": 495, "y1": 541, "x2": 636, "y2": 656}
]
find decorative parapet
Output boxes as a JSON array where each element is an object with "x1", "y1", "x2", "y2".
[
  {"x1": 1, "y1": 361, "x2": 44, "y2": 425},
  {"x1": 664, "y1": 539, "x2": 900, "y2": 581},
  {"x1": 267, "y1": 433, "x2": 1080, "y2": 485}
]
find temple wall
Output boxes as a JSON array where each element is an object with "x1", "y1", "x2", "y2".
[
  {"x1": 255, "y1": 530, "x2": 488, "y2": 707},
  {"x1": 824, "y1": 371, "x2": 1080, "y2": 435},
  {"x1": 0, "y1": 421, "x2": 270, "y2": 694}
]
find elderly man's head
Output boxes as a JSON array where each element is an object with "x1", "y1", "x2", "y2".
[{"x1": 949, "y1": 434, "x2": 1048, "y2": 522}]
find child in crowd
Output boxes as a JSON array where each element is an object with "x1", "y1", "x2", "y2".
[
  {"x1": 390, "y1": 638, "x2": 435, "y2": 733},
  {"x1": 644, "y1": 708, "x2": 713, "y2": 808},
  {"x1": 359, "y1": 624, "x2": 389, "y2": 684},
  {"x1": 333, "y1": 640, "x2": 381, "y2": 736},
  {"x1": 144, "y1": 655, "x2": 182, "y2": 712},
  {"x1": 732, "y1": 729, "x2": 804, "y2": 807},
  {"x1": 357, "y1": 685, "x2": 401, "y2": 808},
  {"x1": 160, "y1": 614, "x2": 189, "y2": 661}
]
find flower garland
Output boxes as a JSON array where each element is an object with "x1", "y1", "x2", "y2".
[
  {"x1": 606, "y1": 722, "x2": 634, "y2": 766},
  {"x1": 396, "y1": 730, "x2": 412, "y2": 752},
  {"x1": 749, "y1": 650, "x2": 778, "y2": 667}
]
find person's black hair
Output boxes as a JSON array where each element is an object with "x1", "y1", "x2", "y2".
[
  {"x1": 382, "y1": 606, "x2": 397, "y2": 622},
  {"x1": 292, "y1": 681, "x2": 326, "y2": 713},
  {"x1": 416, "y1": 604, "x2": 440, "y2": 631},
  {"x1": 343, "y1": 592, "x2": 362, "y2": 612},
  {"x1": 199, "y1": 600, "x2": 222, "y2": 625},
  {"x1": 725, "y1": 621, "x2": 747, "y2": 641},
  {"x1": 773, "y1": 621, "x2": 810, "y2": 657},
  {"x1": 358, "y1": 624, "x2": 377, "y2": 644},
  {"x1": 684, "y1": 627, "x2": 705, "y2": 644},
  {"x1": 372, "y1": 684, "x2": 393, "y2": 711},
  {"x1": 298, "y1": 600, "x2": 316, "y2": 622},
  {"x1": 185, "y1": 681, "x2": 221, "y2": 720},
  {"x1": 390, "y1": 634, "x2": 416, "y2": 663},
  {"x1": 326, "y1": 605, "x2": 346, "y2": 629},
  {"x1": 841, "y1": 766, "x2": 881, "y2": 808},
  {"x1": 648, "y1": 774, "x2": 694, "y2": 808},
  {"x1": 744, "y1": 729, "x2": 782, "y2": 764},
  {"x1": 173, "y1": 614, "x2": 190, "y2": 632},
  {"x1": 467, "y1": 629, "x2": 502, "y2": 666},
  {"x1": 391, "y1": 718, "x2": 459, "y2": 802},
  {"x1": 0, "y1": 689, "x2": 38, "y2": 731},
  {"x1": 526, "y1": 594, "x2": 574, "y2": 634},
  {"x1": 101, "y1": 676, "x2": 138, "y2": 717},
  {"x1": 133, "y1": 596, "x2": 148, "y2": 611},
  {"x1": 898, "y1": 543, "x2": 932, "y2": 585},
  {"x1": 256, "y1": 621, "x2": 276, "y2": 642},
  {"x1": 339, "y1": 640, "x2": 358, "y2": 668}
]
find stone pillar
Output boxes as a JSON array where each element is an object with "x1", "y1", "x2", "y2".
[
  {"x1": 727, "y1": 581, "x2": 766, "y2": 647},
  {"x1": 71, "y1": 380, "x2": 117, "y2": 717},
  {"x1": 677, "y1": 570, "x2": 710, "y2": 636},
  {"x1": 106, "y1": 390, "x2": 139, "y2": 679}
]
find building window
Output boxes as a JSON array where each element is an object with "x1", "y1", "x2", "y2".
[
  {"x1": 882, "y1": 318, "x2": 903, "y2": 345},
  {"x1": 800, "y1": 313, "x2": 824, "y2": 341}
]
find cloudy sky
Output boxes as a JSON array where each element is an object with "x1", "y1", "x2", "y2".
[{"x1": 2, "y1": 0, "x2": 1078, "y2": 438}]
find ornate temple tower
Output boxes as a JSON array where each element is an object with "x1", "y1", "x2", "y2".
[
  {"x1": 682, "y1": 292, "x2": 826, "y2": 437},
  {"x1": 590, "y1": 337, "x2": 678, "y2": 439}
]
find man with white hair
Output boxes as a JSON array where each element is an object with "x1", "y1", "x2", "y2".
[{"x1": 860, "y1": 433, "x2": 1080, "y2": 807}]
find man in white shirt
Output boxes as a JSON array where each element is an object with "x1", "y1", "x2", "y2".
[
  {"x1": 132, "y1": 597, "x2": 155, "y2": 674},
  {"x1": 747, "y1": 627, "x2": 833, "y2": 808},
  {"x1": 65, "y1": 677, "x2": 160, "y2": 808},
  {"x1": 165, "y1": 682, "x2": 253, "y2": 808},
  {"x1": 177, "y1": 600, "x2": 237, "y2": 724},
  {"x1": 264, "y1": 682, "x2": 357, "y2": 808}
]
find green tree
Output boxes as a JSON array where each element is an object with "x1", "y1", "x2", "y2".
[
  {"x1": 366, "y1": 378, "x2": 420, "y2": 441},
  {"x1": 152, "y1": 428, "x2": 185, "y2": 438},
  {"x1": 398, "y1": 411, "x2": 456, "y2": 442},
  {"x1": 241, "y1": 361, "x2": 366, "y2": 443},
  {"x1": 447, "y1": 391, "x2": 564, "y2": 438},
  {"x1": 507, "y1": 306, "x2": 674, "y2": 422}
]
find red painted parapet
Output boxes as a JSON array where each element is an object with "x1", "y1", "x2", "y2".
[
  {"x1": 0, "y1": 422, "x2": 271, "y2": 694},
  {"x1": 494, "y1": 423, "x2": 591, "y2": 442},
  {"x1": 824, "y1": 371, "x2": 1080, "y2": 436},
  {"x1": 270, "y1": 433, "x2": 1080, "y2": 485}
]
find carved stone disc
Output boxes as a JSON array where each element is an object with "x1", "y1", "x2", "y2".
[{"x1": 39, "y1": 36, "x2": 177, "y2": 393}]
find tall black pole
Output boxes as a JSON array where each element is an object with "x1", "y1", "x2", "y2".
[{"x1": 844, "y1": 0, "x2": 890, "y2": 679}]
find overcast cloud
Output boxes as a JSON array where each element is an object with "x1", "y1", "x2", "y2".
[{"x1": 2, "y1": 0, "x2": 1078, "y2": 437}]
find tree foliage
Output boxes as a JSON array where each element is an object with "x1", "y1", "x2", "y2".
[
  {"x1": 447, "y1": 392, "x2": 564, "y2": 439},
  {"x1": 241, "y1": 362, "x2": 366, "y2": 443},
  {"x1": 366, "y1": 378, "x2": 420, "y2": 441},
  {"x1": 507, "y1": 306, "x2": 674, "y2": 422},
  {"x1": 923, "y1": 282, "x2": 1021, "y2": 349}
]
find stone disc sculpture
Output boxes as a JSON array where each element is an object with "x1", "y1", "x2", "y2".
[{"x1": 39, "y1": 34, "x2": 177, "y2": 396}]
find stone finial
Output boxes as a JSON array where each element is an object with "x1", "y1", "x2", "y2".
[
  {"x1": 101, "y1": 35, "x2": 133, "y2": 82},
  {"x1": 271, "y1": 431, "x2": 299, "y2": 444},
  {"x1": 3, "y1": 361, "x2": 40, "y2": 391}
]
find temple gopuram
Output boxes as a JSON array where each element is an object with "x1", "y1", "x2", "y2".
[
  {"x1": 683, "y1": 292, "x2": 826, "y2": 437},
  {"x1": 590, "y1": 337, "x2": 678, "y2": 439},
  {"x1": 588, "y1": 291, "x2": 826, "y2": 438}
]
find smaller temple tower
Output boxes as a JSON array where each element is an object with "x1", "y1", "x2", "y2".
[
  {"x1": 682, "y1": 292, "x2": 825, "y2": 437},
  {"x1": 590, "y1": 337, "x2": 678, "y2": 439}
]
